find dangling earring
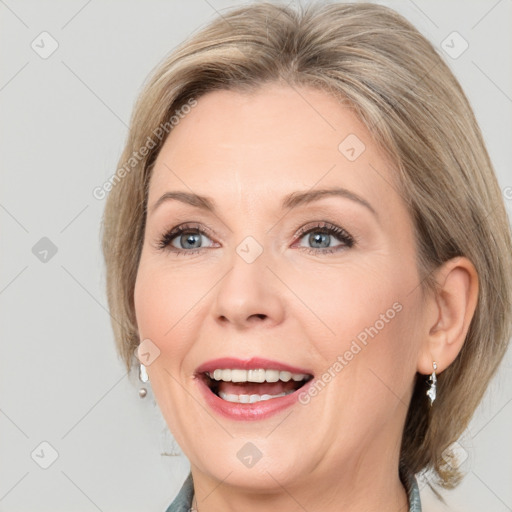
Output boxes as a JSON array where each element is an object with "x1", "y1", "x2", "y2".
[
  {"x1": 138, "y1": 363, "x2": 149, "y2": 398},
  {"x1": 426, "y1": 361, "x2": 437, "y2": 406}
]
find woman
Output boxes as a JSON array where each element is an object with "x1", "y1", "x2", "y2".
[{"x1": 101, "y1": 2, "x2": 512, "y2": 511}]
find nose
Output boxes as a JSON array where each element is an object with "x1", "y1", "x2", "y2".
[{"x1": 211, "y1": 246, "x2": 286, "y2": 330}]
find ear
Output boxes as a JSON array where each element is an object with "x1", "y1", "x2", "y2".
[{"x1": 417, "y1": 256, "x2": 479, "y2": 375}]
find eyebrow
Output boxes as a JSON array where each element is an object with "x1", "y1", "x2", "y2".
[{"x1": 149, "y1": 187, "x2": 378, "y2": 218}]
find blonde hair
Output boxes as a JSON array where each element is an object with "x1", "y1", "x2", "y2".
[{"x1": 101, "y1": 1, "x2": 512, "y2": 489}]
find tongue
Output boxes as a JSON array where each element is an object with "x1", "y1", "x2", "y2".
[{"x1": 217, "y1": 380, "x2": 298, "y2": 395}]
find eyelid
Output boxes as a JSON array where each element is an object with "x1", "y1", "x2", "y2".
[
  {"x1": 155, "y1": 222, "x2": 217, "y2": 252},
  {"x1": 296, "y1": 220, "x2": 354, "y2": 238},
  {"x1": 294, "y1": 221, "x2": 354, "y2": 241}
]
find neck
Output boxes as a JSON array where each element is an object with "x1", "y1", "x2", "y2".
[{"x1": 189, "y1": 458, "x2": 409, "y2": 512}]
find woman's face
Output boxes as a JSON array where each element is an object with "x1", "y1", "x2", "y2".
[{"x1": 134, "y1": 83, "x2": 426, "y2": 492}]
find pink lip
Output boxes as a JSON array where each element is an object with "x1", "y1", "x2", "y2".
[
  {"x1": 194, "y1": 357, "x2": 314, "y2": 421},
  {"x1": 195, "y1": 357, "x2": 313, "y2": 375}
]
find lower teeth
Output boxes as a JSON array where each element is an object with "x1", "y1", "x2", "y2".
[{"x1": 218, "y1": 390, "x2": 295, "y2": 403}]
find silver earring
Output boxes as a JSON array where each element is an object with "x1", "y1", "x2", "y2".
[
  {"x1": 426, "y1": 361, "x2": 437, "y2": 406},
  {"x1": 138, "y1": 363, "x2": 149, "y2": 398}
]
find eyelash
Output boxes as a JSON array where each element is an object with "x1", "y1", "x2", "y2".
[
  {"x1": 156, "y1": 223, "x2": 216, "y2": 255},
  {"x1": 155, "y1": 221, "x2": 356, "y2": 256}
]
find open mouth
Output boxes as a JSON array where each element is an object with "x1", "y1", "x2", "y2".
[{"x1": 200, "y1": 368, "x2": 314, "y2": 403}]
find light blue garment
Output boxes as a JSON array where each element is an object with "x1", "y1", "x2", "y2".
[
  {"x1": 165, "y1": 470, "x2": 422, "y2": 511},
  {"x1": 165, "y1": 472, "x2": 194, "y2": 512}
]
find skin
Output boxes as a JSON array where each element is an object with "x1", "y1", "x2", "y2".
[{"x1": 133, "y1": 83, "x2": 478, "y2": 512}]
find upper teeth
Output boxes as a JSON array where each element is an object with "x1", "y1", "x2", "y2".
[{"x1": 206, "y1": 369, "x2": 308, "y2": 383}]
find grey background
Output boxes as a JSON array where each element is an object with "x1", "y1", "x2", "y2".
[{"x1": 1, "y1": 0, "x2": 511, "y2": 511}]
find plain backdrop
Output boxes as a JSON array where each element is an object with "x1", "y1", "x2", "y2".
[{"x1": 1, "y1": 1, "x2": 511, "y2": 511}]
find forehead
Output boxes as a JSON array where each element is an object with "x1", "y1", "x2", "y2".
[{"x1": 148, "y1": 84, "x2": 399, "y2": 214}]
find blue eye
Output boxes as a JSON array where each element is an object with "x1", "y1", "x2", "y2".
[
  {"x1": 156, "y1": 221, "x2": 355, "y2": 256},
  {"x1": 172, "y1": 231, "x2": 207, "y2": 250},
  {"x1": 156, "y1": 223, "x2": 215, "y2": 255},
  {"x1": 294, "y1": 222, "x2": 354, "y2": 255}
]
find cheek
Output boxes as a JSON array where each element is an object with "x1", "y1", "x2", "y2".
[
  {"x1": 133, "y1": 259, "x2": 203, "y2": 357},
  {"x1": 288, "y1": 254, "x2": 419, "y2": 397},
  {"x1": 285, "y1": 255, "x2": 406, "y2": 347},
  {"x1": 134, "y1": 254, "x2": 213, "y2": 330},
  {"x1": 134, "y1": 265, "x2": 167, "y2": 341}
]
